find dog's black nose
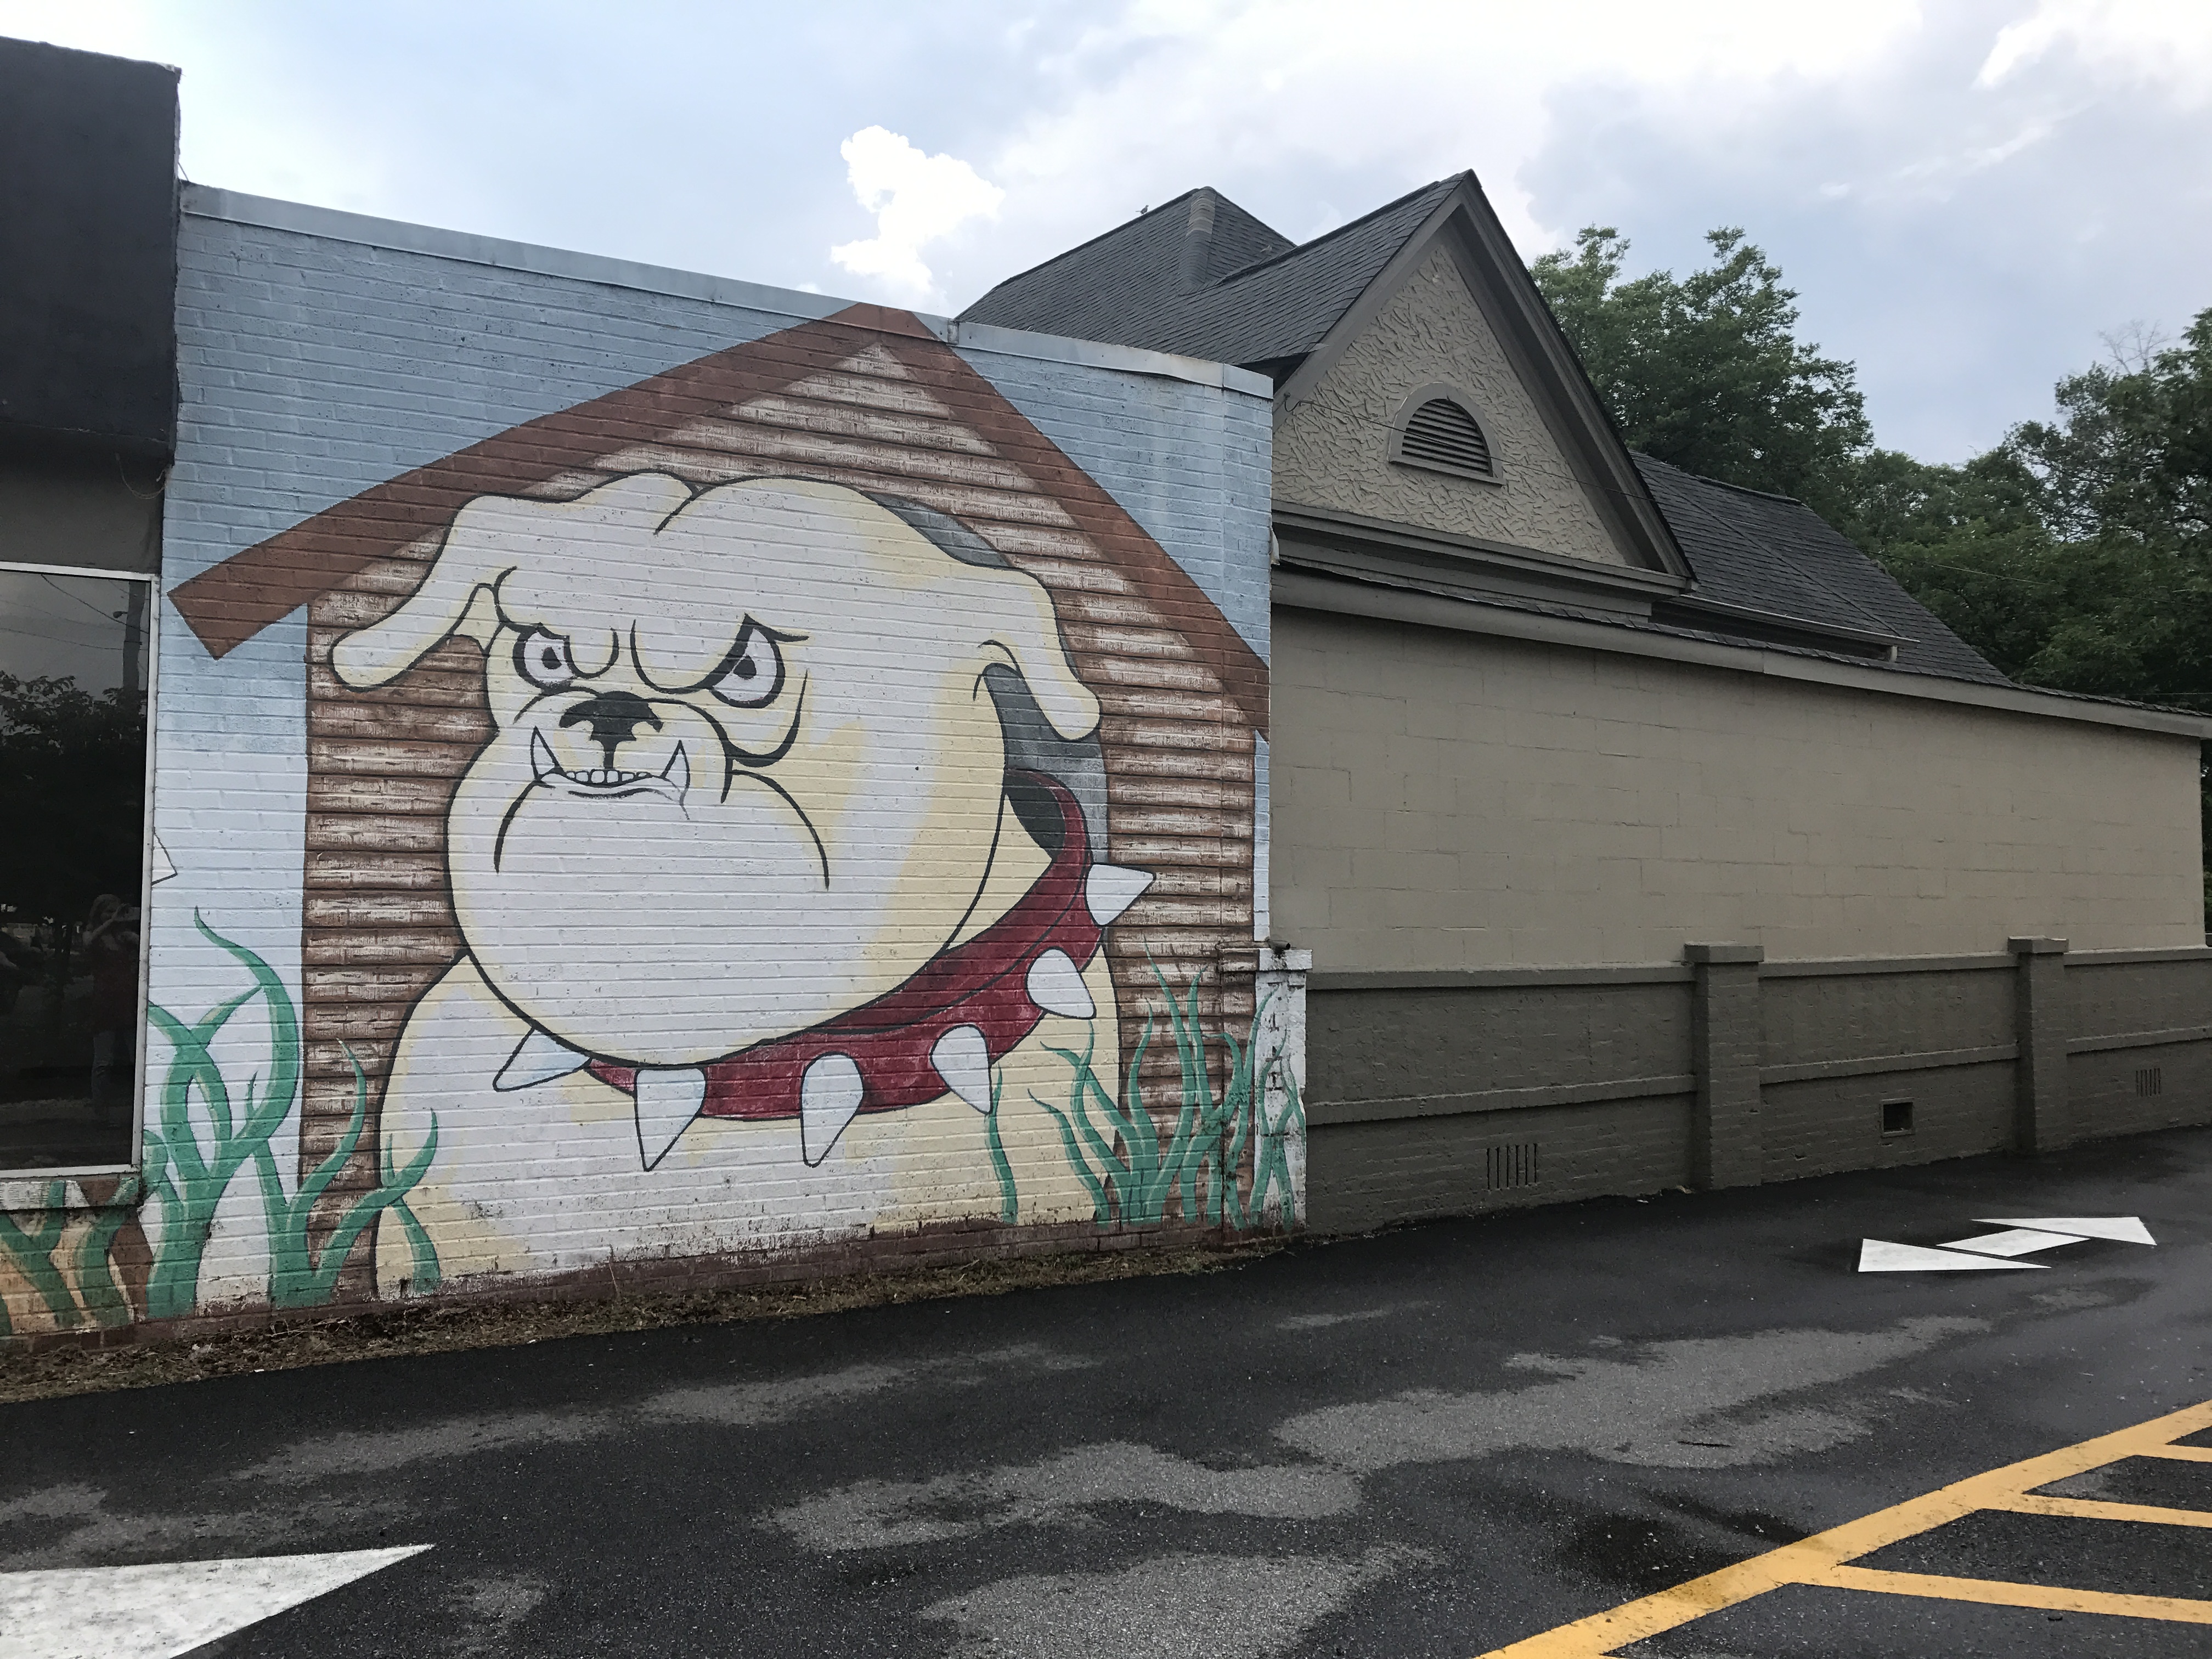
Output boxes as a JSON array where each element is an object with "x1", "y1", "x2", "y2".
[{"x1": 561, "y1": 691, "x2": 663, "y2": 767}]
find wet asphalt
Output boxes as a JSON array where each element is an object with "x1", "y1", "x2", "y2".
[{"x1": 3, "y1": 1125, "x2": 2209, "y2": 1658}]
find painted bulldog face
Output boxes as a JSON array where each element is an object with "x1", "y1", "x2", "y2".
[{"x1": 332, "y1": 473, "x2": 1101, "y2": 1065}]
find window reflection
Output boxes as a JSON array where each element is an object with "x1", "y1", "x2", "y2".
[{"x1": 0, "y1": 566, "x2": 150, "y2": 1170}]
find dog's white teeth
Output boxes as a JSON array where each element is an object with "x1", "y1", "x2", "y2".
[
  {"x1": 662, "y1": 741, "x2": 690, "y2": 793},
  {"x1": 800, "y1": 1053, "x2": 865, "y2": 1166},
  {"x1": 1026, "y1": 949, "x2": 1096, "y2": 1020},
  {"x1": 495, "y1": 1026, "x2": 590, "y2": 1092},
  {"x1": 1085, "y1": 864, "x2": 1154, "y2": 927},
  {"x1": 930, "y1": 1024, "x2": 993, "y2": 1114},
  {"x1": 530, "y1": 730, "x2": 559, "y2": 783},
  {"x1": 634, "y1": 1066, "x2": 707, "y2": 1170}
]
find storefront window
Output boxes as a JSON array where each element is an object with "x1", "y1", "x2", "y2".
[{"x1": 0, "y1": 563, "x2": 152, "y2": 1171}]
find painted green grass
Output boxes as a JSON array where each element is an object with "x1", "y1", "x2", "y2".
[
  {"x1": 0, "y1": 914, "x2": 441, "y2": 1331},
  {"x1": 1032, "y1": 969, "x2": 1302, "y2": 1231},
  {"x1": 143, "y1": 913, "x2": 440, "y2": 1314}
]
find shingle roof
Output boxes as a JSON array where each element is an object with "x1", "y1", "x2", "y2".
[
  {"x1": 1634, "y1": 456, "x2": 2010, "y2": 685},
  {"x1": 964, "y1": 177, "x2": 2010, "y2": 690},
  {"x1": 961, "y1": 179, "x2": 1458, "y2": 373}
]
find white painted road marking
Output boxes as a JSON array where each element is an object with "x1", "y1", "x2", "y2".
[
  {"x1": 1942, "y1": 1227, "x2": 2086, "y2": 1258},
  {"x1": 1858, "y1": 1216, "x2": 2154, "y2": 1272},
  {"x1": 1858, "y1": 1240, "x2": 2044, "y2": 1272},
  {"x1": 0, "y1": 1546, "x2": 428, "y2": 1659},
  {"x1": 1977, "y1": 1216, "x2": 2158, "y2": 1245}
]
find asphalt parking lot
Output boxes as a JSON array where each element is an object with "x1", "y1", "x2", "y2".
[{"x1": 4, "y1": 1124, "x2": 2209, "y2": 1658}]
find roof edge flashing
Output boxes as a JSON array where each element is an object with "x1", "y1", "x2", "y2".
[{"x1": 182, "y1": 185, "x2": 1269, "y2": 394}]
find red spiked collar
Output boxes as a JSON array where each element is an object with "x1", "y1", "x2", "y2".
[{"x1": 588, "y1": 772, "x2": 1112, "y2": 1139}]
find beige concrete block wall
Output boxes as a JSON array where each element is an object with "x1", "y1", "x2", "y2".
[
  {"x1": 1273, "y1": 610, "x2": 2206, "y2": 968},
  {"x1": 1272, "y1": 247, "x2": 1628, "y2": 566}
]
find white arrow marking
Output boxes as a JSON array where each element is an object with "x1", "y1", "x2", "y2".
[
  {"x1": 1975, "y1": 1216, "x2": 2156, "y2": 1246},
  {"x1": 1859, "y1": 1239, "x2": 2045, "y2": 1272},
  {"x1": 0, "y1": 1546, "x2": 427, "y2": 1659},
  {"x1": 1940, "y1": 1227, "x2": 2090, "y2": 1258}
]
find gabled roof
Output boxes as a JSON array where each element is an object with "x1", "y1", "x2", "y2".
[
  {"x1": 968, "y1": 174, "x2": 2014, "y2": 690},
  {"x1": 962, "y1": 180, "x2": 1459, "y2": 376},
  {"x1": 1635, "y1": 457, "x2": 2010, "y2": 685}
]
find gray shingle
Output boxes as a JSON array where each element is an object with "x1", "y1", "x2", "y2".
[
  {"x1": 962, "y1": 179, "x2": 1457, "y2": 374},
  {"x1": 1635, "y1": 455, "x2": 2009, "y2": 685},
  {"x1": 964, "y1": 179, "x2": 2011, "y2": 691}
]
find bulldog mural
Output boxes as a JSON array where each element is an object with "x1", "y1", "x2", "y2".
[
  {"x1": 128, "y1": 299, "x2": 1278, "y2": 1313},
  {"x1": 330, "y1": 471, "x2": 1153, "y2": 1241}
]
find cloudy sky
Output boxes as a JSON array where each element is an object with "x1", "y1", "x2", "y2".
[{"x1": 6, "y1": 1, "x2": 2209, "y2": 461}]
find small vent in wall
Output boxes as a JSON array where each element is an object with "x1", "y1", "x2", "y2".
[
  {"x1": 1399, "y1": 397, "x2": 1493, "y2": 478},
  {"x1": 1486, "y1": 1142, "x2": 1539, "y2": 1190},
  {"x1": 2136, "y1": 1066, "x2": 2164, "y2": 1097},
  {"x1": 1881, "y1": 1098, "x2": 1914, "y2": 1137}
]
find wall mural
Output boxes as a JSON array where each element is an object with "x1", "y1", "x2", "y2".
[{"x1": 0, "y1": 303, "x2": 1291, "y2": 1338}]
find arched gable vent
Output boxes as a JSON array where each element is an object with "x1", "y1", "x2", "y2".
[{"x1": 1389, "y1": 385, "x2": 1500, "y2": 484}]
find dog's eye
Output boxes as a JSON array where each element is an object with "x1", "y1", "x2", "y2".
[
  {"x1": 707, "y1": 620, "x2": 785, "y2": 709},
  {"x1": 514, "y1": 629, "x2": 577, "y2": 690}
]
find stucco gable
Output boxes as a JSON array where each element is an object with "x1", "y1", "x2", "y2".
[{"x1": 1273, "y1": 246, "x2": 1634, "y2": 568}]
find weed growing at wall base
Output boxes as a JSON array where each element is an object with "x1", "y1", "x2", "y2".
[{"x1": 1033, "y1": 972, "x2": 1302, "y2": 1230}]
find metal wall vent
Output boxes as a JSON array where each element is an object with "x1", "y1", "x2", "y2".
[
  {"x1": 1399, "y1": 397, "x2": 1493, "y2": 478},
  {"x1": 1486, "y1": 1142, "x2": 1539, "y2": 1190},
  {"x1": 2136, "y1": 1066, "x2": 2164, "y2": 1097}
]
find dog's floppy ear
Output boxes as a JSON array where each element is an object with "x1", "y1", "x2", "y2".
[
  {"x1": 330, "y1": 493, "x2": 540, "y2": 690},
  {"x1": 329, "y1": 477, "x2": 690, "y2": 689},
  {"x1": 967, "y1": 565, "x2": 1101, "y2": 741}
]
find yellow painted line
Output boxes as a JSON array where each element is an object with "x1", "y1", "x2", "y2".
[
  {"x1": 1474, "y1": 1397, "x2": 2212, "y2": 1658},
  {"x1": 1994, "y1": 1492, "x2": 2212, "y2": 1528},
  {"x1": 2143, "y1": 1444, "x2": 2212, "y2": 1464},
  {"x1": 1815, "y1": 1564, "x2": 2212, "y2": 1623}
]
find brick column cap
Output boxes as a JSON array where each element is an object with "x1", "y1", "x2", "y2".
[
  {"x1": 2008, "y1": 936, "x2": 2070, "y2": 956},
  {"x1": 1684, "y1": 943, "x2": 1764, "y2": 964}
]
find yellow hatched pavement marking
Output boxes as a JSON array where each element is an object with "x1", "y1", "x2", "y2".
[
  {"x1": 2145, "y1": 1443, "x2": 2212, "y2": 1464},
  {"x1": 1476, "y1": 1398, "x2": 2212, "y2": 1657},
  {"x1": 1991, "y1": 1492, "x2": 2212, "y2": 1528},
  {"x1": 1813, "y1": 1564, "x2": 2212, "y2": 1623}
]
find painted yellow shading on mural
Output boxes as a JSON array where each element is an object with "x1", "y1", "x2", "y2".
[{"x1": 1476, "y1": 1397, "x2": 2212, "y2": 1656}]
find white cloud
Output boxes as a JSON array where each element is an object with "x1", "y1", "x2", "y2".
[
  {"x1": 972, "y1": 0, "x2": 1929, "y2": 260},
  {"x1": 1979, "y1": 0, "x2": 2212, "y2": 100},
  {"x1": 830, "y1": 126, "x2": 1004, "y2": 306}
]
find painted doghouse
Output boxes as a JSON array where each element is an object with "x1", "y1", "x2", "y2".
[{"x1": 167, "y1": 304, "x2": 1270, "y2": 1290}]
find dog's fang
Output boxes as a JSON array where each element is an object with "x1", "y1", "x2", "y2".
[
  {"x1": 529, "y1": 729, "x2": 560, "y2": 783},
  {"x1": 495, "y1": 1026, "x2": 590, "y2": 1092},
  {"x1": 662, "y1": 741, "x2": 690, "y2": 794},
  {"x1": 1026, "y1": 949, "x2": 1096, "y2": 1020},
  {"x1": 1085, "y1": 863, "x2": 1154, "y2": 927},
  {"x1": 930, "y1": 1024, "x2": 993, "y2": 1114},
  {"x1": 635, "y1": 1066, "x2": 708, "y2": 1170},
  {"x1": 800, "y1": 1053, "x2": 865, "y2": 1166}
]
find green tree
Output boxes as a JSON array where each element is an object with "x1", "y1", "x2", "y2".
[
  {"x1": 1531, "y1": 226, "x2": 1871, "y2": 516},
  {"x1": 1841, "y1": 312, "x2": 2212, "y2": 709}
]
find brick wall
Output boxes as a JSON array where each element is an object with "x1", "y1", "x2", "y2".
[{"x1": 0, "y1": 191, "x2": 1285, "y2": 1346}]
